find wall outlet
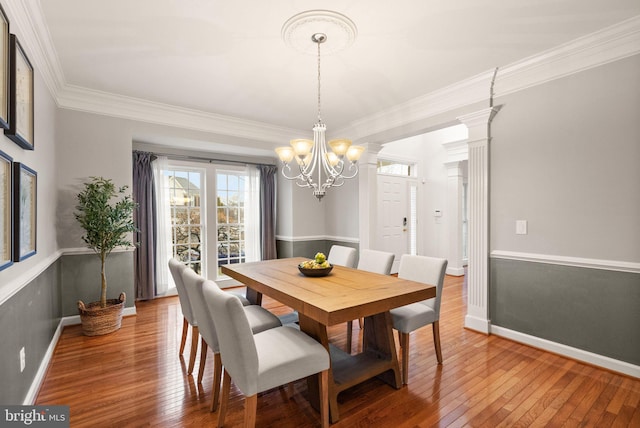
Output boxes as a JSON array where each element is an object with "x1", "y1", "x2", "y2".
[
  {"x1": 516, "y1": 220, "x2": 528, "y2": 235},
  {"x1": 19, "y1": 347, "x2": 25, "y2": 372}
]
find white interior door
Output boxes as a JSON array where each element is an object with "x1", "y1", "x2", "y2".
[{"x1": 378, "y1": 175, "x2": 409, "y2": 273}]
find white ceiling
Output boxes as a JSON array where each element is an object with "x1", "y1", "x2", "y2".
[{"x1": 29, "y1": 1, "x2": 640, "y2": 148}]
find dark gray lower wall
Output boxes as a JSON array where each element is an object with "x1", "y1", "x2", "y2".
[
  {"x1": 276, "y1": 239, "x2": 359, "y2": 261},
  {"x1": 0, "y1": 251, "x2": 136, "y2": 404},
  {"x1": 61, "y1": 251, "x2": 135, "y2": 316},
  {"x1": 0, "y1": 260, "x2": 62, "y2": 404},
  {"x1": 490, "y1": 258, "x2": 640, "y2": 366}
]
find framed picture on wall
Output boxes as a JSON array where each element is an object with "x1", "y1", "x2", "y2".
[
  {"x1": 0, "y1": 4, "x2": 9, "y2": 129},
  {"x1": 0, "y1": 149, "x2": 11, "y2": 270},
  {"x1": 5, "y1": 34, "x2": 34, "y2": 150},
  {"x1": 13, "y1": 162, "x2": 36, "y2": 261}
]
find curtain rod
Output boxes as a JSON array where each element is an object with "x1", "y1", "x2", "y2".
[{"x1": 141, "y1": 151, "x2": 276, "y2": 167}]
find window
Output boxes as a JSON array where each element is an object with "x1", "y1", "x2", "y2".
[
  {"x1": 164, "y1": 169, "x2": 204, "y2": 275},
  {"x1": 156, "y1": 161, "x2": 260, "y2": 289},
  {"x1": 216, "y1": 171, "x2": 246, "y2": 276},
  {"x1": 377, "y1": 159, "x2": 415, "y2": 176}
]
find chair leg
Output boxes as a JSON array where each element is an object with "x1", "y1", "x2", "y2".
[
  {"x1": 287, "y1": 382, "x2": 294, "y2": 399},
  {"x1": 210, "y1": 353, "x2": 222, "y2": 412},
  {"x1": 433, "y1": 321, "x2": 443, "y2": 364},
  {"x1": 217, "y1": 370, "x2": 231, "y2": 428},
  {"x1": 358, "y1": 317, "x2": 364, "y2": 329},
  {"x1": 319, "y1": 369, "x2": 329, "y2": 428},
  {"x1": 187, "y1": 326, "x2": 199, "y2": 375},
  {"x1": 244, "y1": 394, "x2": 258, "y2": 428},
  {"x1": 197, "y1": 338, "x2": 208, "y2": 384},
  {"x1": 400, "y1": 332, "x2": 410, "y2": 385},
  {"x1": 179, "y1": 317, "x2": 188, "y2": 355},
  {"x1": 346, "y1": 321, "x2": 353, "y2": 353}
]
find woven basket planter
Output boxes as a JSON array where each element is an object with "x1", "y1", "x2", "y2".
[{"x1": 77, "y1": 292, "x2": 126, "y2": 336}]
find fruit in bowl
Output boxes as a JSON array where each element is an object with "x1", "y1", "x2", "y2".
[
  {"x1": 298, "y1": 252, "x2": 333, "y2": 277},
  {"x1": 299, "y1": 252, "x2": 331, "y2": 269}
]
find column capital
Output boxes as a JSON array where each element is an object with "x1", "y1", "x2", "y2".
[
  {"x1": 443, "y1": 139, "x2": 468, "y2": 164},
  {"x1": 357, "y1": 142, "x2": 383, "y2": 166},
  {"x1": 457, "y1": 106, "x2": 502, "y2": 130}
]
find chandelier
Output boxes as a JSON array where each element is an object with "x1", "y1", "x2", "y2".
[{"x1": 275, "y1": 23, "x2": 364, "y2": 201}]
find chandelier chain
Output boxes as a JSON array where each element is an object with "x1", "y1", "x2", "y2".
[{"x1": 317, "y1": 39, "x2": 322, "y2": 123}]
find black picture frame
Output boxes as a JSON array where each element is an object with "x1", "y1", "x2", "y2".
[
  {"x1": 5, "y1": 34, "x2": 34, "y2": 150},
  {"x1": 13, "y1": 162, "x2": 36, "y2": 261},
  {"x1": 0, "y1": 4, "x2": 9, "y2": 130},
  {"x1": 0, "y1": 149, "x2": 11, "y2": 270}
]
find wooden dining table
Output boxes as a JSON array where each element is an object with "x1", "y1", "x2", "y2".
[{"x1": 221, "y1": 257, "x2": 436, "y2": 423}]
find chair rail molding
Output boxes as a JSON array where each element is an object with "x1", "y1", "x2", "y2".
[
  {"x1": 491, "y1": 250, "x2": 640, "y2": 274},
  {"x1": 457, "y1": 106, "x2": 501, "y2": 334}
]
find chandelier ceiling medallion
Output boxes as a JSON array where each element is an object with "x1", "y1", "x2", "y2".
[{"x1": 276, "y1": 10, "x2": 364, "y2": 201}]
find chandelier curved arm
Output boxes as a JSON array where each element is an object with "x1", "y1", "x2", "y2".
[{"x1": 337, "y1": 161, "x2": 359, "y2": 179}]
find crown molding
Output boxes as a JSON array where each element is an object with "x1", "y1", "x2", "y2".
[
  {"x1": 335, "y1": 69, "x2": 496, "y2": 139},
  {"x1": 494, "y1": 15, "x2": 640, "y2": 97},
  {"x1": 10, "y1": 1, "x2": 640, "y2": 145},
  {"x1": 336, "y1": 15, "x2": 640, "y2": 140},
  {"x1": 56, "y1": 84, "x2": 303, "y2": 144},
  {"x1": 3, "y1": 0, "x2": 64, "y2": 102}
]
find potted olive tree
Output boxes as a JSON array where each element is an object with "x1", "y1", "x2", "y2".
[{"x1": 75, "y1": 177, "x2": 137, "y2": 336}]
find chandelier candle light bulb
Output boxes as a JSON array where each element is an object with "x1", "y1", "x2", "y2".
[{"x1": 276, "y1": 13, "x2": 364, "y2": 201}]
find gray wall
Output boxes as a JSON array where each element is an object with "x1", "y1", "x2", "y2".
[
  {"x1": 0, "y1": 15, "x2": 61, "y2": 405},
  {"x1": 60, "y1": 252, "x2": 135, "y2": 315},
  {"x1": 490, "y1": 259, "x2": 640, "y2": 365},
  {"x1": 489, "y1": 54, "x2": 640, "y2": 364},
  {"x1": 0, "y1": 261, "x2": 61, "y2": 404},
  {"x1": 491, "y1": 54, "x2": 640, "y2": 261},
  {"x1": 276, "y1": 238, "x2": 359, "y2": 262}
]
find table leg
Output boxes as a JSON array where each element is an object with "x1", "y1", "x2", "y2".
[
  {"x1": 363, "y1": 311, "x2": 402, "y2": 388},
  {"x1": 298, "y1": 314, "x2": 340, "y2": 423},
  {"x1": 245, "y1": 288, "x2": 262, "y2": 306}
]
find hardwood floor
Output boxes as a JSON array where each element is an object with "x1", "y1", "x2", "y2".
[{"x1": 36, "y1": 274, "x2": 639, "y2": 427}]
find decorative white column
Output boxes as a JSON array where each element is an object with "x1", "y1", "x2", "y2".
[
  {"x1": 443, "y1": 140, "x2": 468, "y2": 277},
  {"x1": 444, "y1": 160, "x2": 465, "y2": 276},
  {"x1": 358, "y1": 143, "x2": 382, "y2": 251},
  {"x1": 457, "y1": 107, "x2": 500, "y2": 334}
]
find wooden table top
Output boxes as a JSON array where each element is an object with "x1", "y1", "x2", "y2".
[{"x1": 221, "y1": 257, "x2": 435, "y2": 326}]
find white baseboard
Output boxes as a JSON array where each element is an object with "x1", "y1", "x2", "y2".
[
  {"x1": 446, "y1": 267, "x2": 465, "y2": 276},
  {"x1": 24, "y1": 306, "x2": 138, "y2": 404},
  {"x1": 464, "y1": 314, "x2": 490, "y2": 334},
  {"x1": 491, "y1": 325, "x2": 640, "y2": 379},
  {"x1": 23, "y1": 318, "x2": 65, "y2": 405}
]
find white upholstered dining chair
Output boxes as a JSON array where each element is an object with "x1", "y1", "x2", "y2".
[
  {"x1": 346, "y1": 249, "x2": 395, "y2": 353},
  {"x1": 390, "y1": 254, "x2": 447, "y2": 384},
  {"x1": 203, "y1": 280, "x2": 330, "y2": 428},
  {"x1": 327, "y1": 245, "x2": 357, "y2": 268},
  {"x1": 181, "y1": 268, "x2": 282, "y2": 411},
  {"x1": 168, "y1": 258, "x2": 200, "y2": 375},
  {"x1": 169, "y1": 258, "x2": 252, "y2": 375}
]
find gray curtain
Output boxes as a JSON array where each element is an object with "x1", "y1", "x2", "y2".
[
  {"x1": 132, "y1": 151, "x2": 156, "y2": 300},
  {"x1": 258, "y1": 165, "x2": 278, "y2": 260}
]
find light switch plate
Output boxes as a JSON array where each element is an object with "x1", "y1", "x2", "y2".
[{"x1": 516, "y1": 220, "x2": 528, "y2": 235}]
